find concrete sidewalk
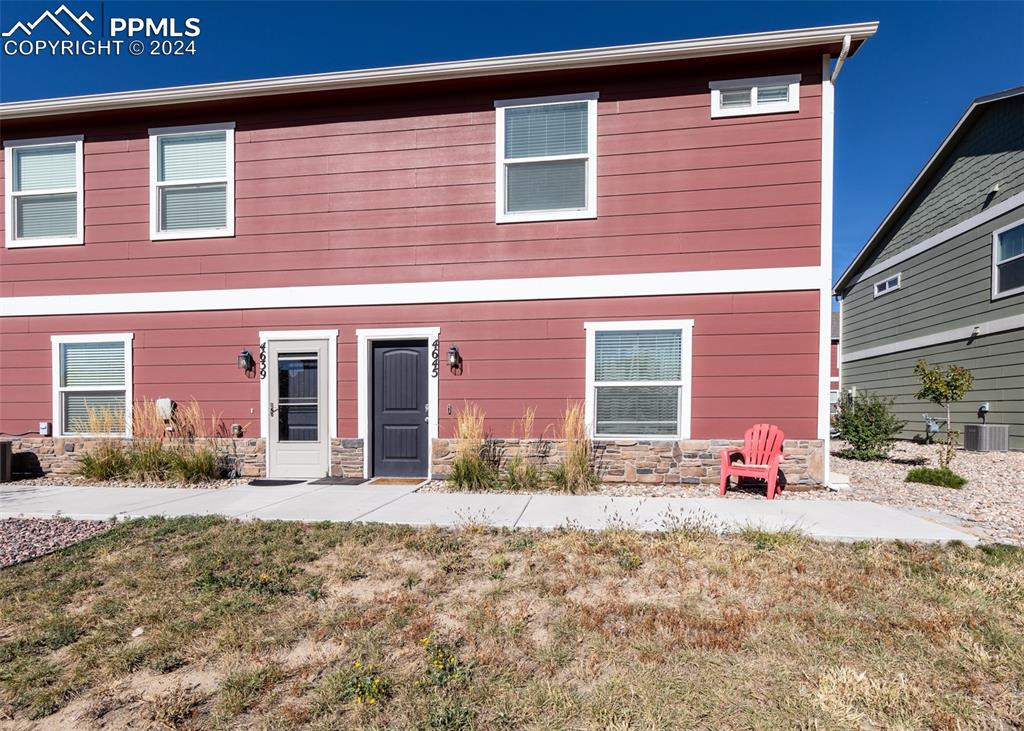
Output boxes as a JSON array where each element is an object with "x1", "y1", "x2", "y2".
[{"x1": 0, "y1": 483, "x2": 981, "y2": 544}]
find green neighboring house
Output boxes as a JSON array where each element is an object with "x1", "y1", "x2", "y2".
[{"x1": 834, "y1": 86, "x2": 1024, "y2": 449}]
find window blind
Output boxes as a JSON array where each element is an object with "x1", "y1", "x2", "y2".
[
  {"x1": 506, "y1": 159, "x2": 586, "y2": 212},
  {"x1": 14, "y1": 144, "x2": 76, "y2": 191},
  {"x1": 16, "y1": 194, "x2": 77, "y2": 238},
  {"x1": 504, "y1": 102, "x2": 588, "y2": 158},
  {"x1": 757, "y1": 84, "x2": 789, "y2": 103},
  {"x1": 720, "y1": 87, "x2": 753, "y2": 108},
  {"x1": 63, "y1": 392, "x2": 126, "y2": 434},
  {"x1": 158, "y1": 132, "x2": 227, "y2": 181},
  {"x1": 595, "y1": 330, "x2": 681, "y2": 382},
  {"x1": 160, "y1": 183, "x2": 228, "y2": 231},
  {"x1": 61, "y1": 341, "x2": 126, "y2": 387},
  {"x1": 596, "y1": 385, "x2": 679, "y2": 436},
  {"x1": 998, "y1": 223, "x2": 1024, "y2": 262}
]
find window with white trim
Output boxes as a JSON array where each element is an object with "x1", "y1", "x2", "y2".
[
  {"x1": 52, "y1": 334, "x2": 133, "y2": 436},
  {"x1": 873, "y1": 273, "x2": 901, "y2": 297},
  {"x1": 993, "y1": 220, "x2": 1024, "y2": 298},
  {"x1": 4, "y1": 135, "x2": 84, "y2": 248},
  {"x1": 494, "y1": 93, "x2": 598, "y2": 223},
  {"x1": 149, "y1": 122, "x2": 234, "y2": 240},
  {"x1": 709, "y1": 75, "x2": 800, "y2": 118},
  {"x1": 585, "y1": 321, "x2": 693, "y2": 439}
]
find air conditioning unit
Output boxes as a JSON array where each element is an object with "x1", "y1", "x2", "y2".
[{"x1": 963, "y1": 424, "x2": 1009, "y2": 452}]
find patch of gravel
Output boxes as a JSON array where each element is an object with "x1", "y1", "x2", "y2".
[
  {"x1": 1, "y1": 517, "x2": 113, "y2": 568},
  {"x1": 11, "y1": 475, "x2": 247, "y2": 490},
  {"x1": 821, "y1": 441, "x2": 1024, "y2": 545},
  {"x1": 418, "y1": 479, "x2": 826, "y2": 499}
]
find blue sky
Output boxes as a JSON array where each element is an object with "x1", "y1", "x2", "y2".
[{"x1": 2, "y1": 1, "x2": 1022, "y2": 289}]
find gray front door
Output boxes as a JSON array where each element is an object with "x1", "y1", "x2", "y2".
[
  {"x1": 267, "y1": 339, "x2": 329, "y2": 479},
  {"x1": 372, "y1": 340, "x2": 429, "y2": 477}
]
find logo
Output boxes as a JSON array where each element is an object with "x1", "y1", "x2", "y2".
[{"x1": 2, "y1": 3, "x2": 93, "y2": 37}]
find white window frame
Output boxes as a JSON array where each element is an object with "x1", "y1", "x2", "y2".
[
  {"x1": 51, "y1": 333, "x2": 134, "y2": 438},
  {"x1": 583, "y1": 319, "x2": 694, "y2": 440},
  {"x1": 149, "y1": 122, "x2": 235, "y2": 241},
  {"x1": 4, "y1": 135, "x2": 84, "y2": 249},
  {"x1": 992, "y1": 219, "x2": 1024, "y2": 300},
  {"x1": 873, "y1": 272, "x2": 901, "y2": 298},
  {"x1": 494, "y1": 92, "x2": 598, "y2": 224},
  {"x1": 709, "y1": 74, "x2": 801, "y2": 118}
]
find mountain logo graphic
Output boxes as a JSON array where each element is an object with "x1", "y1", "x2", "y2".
[{"x1": 2, "y1": 4, "x2": 94, "y2": 37}]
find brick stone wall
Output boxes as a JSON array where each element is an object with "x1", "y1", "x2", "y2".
[
  {"x1": 431, "y1": 438, "x2": 825, "y2": 486},
  {"x1": 5, "y1": 437, "x2": 265, "y2": 478},
  {"x1": 330, "y1": 439, "x2": 364, "y2": 478}
]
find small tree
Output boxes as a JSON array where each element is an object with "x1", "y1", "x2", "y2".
[
  {"x1": 833, "y1": 391, "x2": 905, "y2": 461},
  {"x1": 913, "y1": 360, "x2": 974, "y2": 470}
]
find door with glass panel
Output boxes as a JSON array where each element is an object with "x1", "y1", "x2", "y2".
[{"x1": 267, "y1": 340, "x2": 329, "y2": 479}]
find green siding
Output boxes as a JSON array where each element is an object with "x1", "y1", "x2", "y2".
[{"x1": 842, "y1": 327, "x2": 1024, "y2": 450}]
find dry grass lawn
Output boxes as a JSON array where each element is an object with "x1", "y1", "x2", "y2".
[{"x1": 0, "y1": 517, "x2": 1021, "y2": 730}]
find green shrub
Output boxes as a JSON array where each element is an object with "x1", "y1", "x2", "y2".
[
  {"x1": 833, "y1": 391, "x2": 906, "y2": 461},
  {"x1": 906, "y1": 466, "x2": 967, "y2": 489},
  {"x1": 448, "y1": 452, "x2": 498, "y2": 490},
  {"x1": 502, "y1": 455, "x2": 542, "y2": 491},
  {"x1": 78, "y1": 441, "x2": 130, "y2": 480},
  {"x1": 171, "y1": 446, "x2": 218, "y2": 483}
]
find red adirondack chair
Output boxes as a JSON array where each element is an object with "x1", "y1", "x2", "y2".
[{"x1": 719, "y1": 423, "x2": 787, "y2": 500}]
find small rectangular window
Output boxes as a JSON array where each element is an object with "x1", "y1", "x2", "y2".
[
  {"x1": 51, "y1": 334, "x2": 133, "y2": 437},
  {"x1": 494, "y1": 93, "x2": 598, "y2": 223},
  {"x1": 4, "y1": 136, "x2": 84, "y2": 248},
  {"x1": 149, "y1": 123, "x2": 234, "y2": 240},
  {"x1": 709, "y1": 75, "x2": 800, "y2": 118},
  {"x1": 993, "y1": 220, "x2": 1024, "y2": 298},
  {"x1": 873, "y1": 273, "x2": 901, "y2": 297},
  {"x1": 585, "y1": 321, "x2": 693, "y2": 439}
]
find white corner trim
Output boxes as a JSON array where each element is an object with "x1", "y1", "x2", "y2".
[
  {"x1": 991, "y1": 217, "x2": 1024, "y2": 300},
  {"x1": 847, "y1": 191, "x2": 1024, "y2": 289},
  {"x1": 0, "y1": 23, "x2": 878, "y2": 120},
  {"x1": 841, "y1": 313, "x2": 1024, "y2": 362},
  {"x1": 0, "y1": 266, "x2": 825, "y2": 317},
  {"x1": 709, "y1": 74, "x2": 801, "y2": 118},
  {"x1": 4, "y1": 135, "x2": 84, "y2": 249},
  {"x1": 583, "y1": 319, "x2": 694, "y2": 440},
  {"x1": 494, "y1": 92, "x2": 598, "y2": 224},
  {"x1": 50, "y1": 332, "x2": 134, "y2": 438},
  {"x1": 258, "y1": 329, "x2": 338, "y2": 440},
  {"x1": 148, "y1": 122, "x2": 235, "y2": 241},
  {"x1": 817, "y1": 55, "x2": 834, "y2": 456},
  {"x1": 356, "y1": 327, "x2": 441, "y2": 478}
]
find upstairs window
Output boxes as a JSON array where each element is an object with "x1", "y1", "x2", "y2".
[
  {"x1": 993, "y1": 220, "x2": 1024, "y2": 298},
  {"x1": 149, "y1": 122, "x2": 234, "y2": 240},
  {"x1": 494, "y1": 92, "x2": 598, "y2": 223},
  {"x1": 585, "y1": 320, "x2": 694, "y2": 439},
  {"x1": 709, "y1": 75, "x2": 800, "y2": 118},
  {"x1": 52, "y1": 334, "x2": 133, "y2": 437},
  {"x1": 873, "y1": 273, "x2": 901, "y2": 298},
  {"x1": 4, "y1": 135, "x2": 84, "y2": 248}
]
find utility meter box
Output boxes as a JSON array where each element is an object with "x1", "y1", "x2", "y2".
[{"x1": 156, "y1": 398, "x2": 176, "y2": 421}]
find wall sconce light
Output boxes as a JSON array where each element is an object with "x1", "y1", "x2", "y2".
[
  {"x1": 237, "y1": 349, "x2": 254, "y2": 371},
  {"x1": 447, "y1": 344, "x2": 462, "y2": 370}
]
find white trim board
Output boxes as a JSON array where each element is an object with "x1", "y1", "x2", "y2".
[
  {"x1": 583, "y1": 320, "x2": 694, "y2": 440},
  {"x1": 258, "y1": 329, "x2": 338, "y2": 441},
  {"x1": 817, "y1": 52, "x2": 834, "y2": 488},
  {"x1": 0, "y1": 266, "x2": 825, "y2": 317},
  {"x1": 845, "y1": 192, "x2": 1024, "y2": 289},
  {"x1": 841, "y1": 313, "x2": 1024, "y2": 362},
  {"x1": 0, "y1": 23, "x2": 877, "y2": 120},
  {"x1": 356, "y1": 327, "x2": 441, "y2": 478}
]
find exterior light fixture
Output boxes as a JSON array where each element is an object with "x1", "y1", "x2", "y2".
[
  {"x1": 237, "y1": 349, "x2": 254, "y2": 371},
  {"x1": 447, "y1": 344, "x2": 462, "y2": 370}
]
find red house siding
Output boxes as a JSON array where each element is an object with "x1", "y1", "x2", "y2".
[
  {"x1": 0, "y1": 290, "x2": 821, "y2": 440},
  {"x1": 0, "y1": 54, "x2": 822, "y2": 298}
]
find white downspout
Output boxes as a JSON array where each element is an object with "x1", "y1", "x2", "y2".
[{"x1": 830, "y1": 34, "x2": 852, "y2": 84}]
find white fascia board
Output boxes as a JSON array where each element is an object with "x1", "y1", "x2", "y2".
[
  {"x1": 0, "y1": 23, "x2": 877, "y2": 120},
  {"x1": 0, "y1": 266, "x2": 825, "y2": 317},
  {"x1": 841, "y1": 313, "x2": 1024, "y2": 362}
]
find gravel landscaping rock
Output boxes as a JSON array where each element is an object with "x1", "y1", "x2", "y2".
[
  {"x1": 11, "y1": 475, "x2": 246, "y2": 490},
  {"x1": 1, "y1": 517, "x2": 113, "y2": 568}
]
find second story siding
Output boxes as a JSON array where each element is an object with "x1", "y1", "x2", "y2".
[{"x1": 0, "y1": 53, "x2": 824, "y2": 298}]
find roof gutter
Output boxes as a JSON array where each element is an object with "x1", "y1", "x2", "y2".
[
  {"x1": 0, "y1": 22, "x2": 877, "y2": 120},
  {"x1": 829, "y1": 34, "x2": 852, "y2": 83}
]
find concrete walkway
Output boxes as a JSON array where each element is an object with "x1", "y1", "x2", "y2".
[{"x1": 0, "y1": 483, "x2": 980, "y2": 544}]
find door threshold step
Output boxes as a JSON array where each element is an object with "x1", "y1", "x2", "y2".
[
  {"x1": 248, "y1": 479, "x2": 308, "y2": 487},
  {"x1": 367, "y1": 477, "x2": 427, "y2": 486}
]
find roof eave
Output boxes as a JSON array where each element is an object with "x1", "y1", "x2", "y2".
[{"x1": 0, "y1": 21, "x2": 877, "y2": 121}]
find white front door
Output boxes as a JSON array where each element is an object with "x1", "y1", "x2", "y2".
[{"x1": 267, "y1": 339, "x2": 329, "y2": 479}]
